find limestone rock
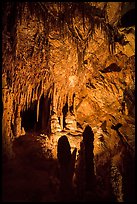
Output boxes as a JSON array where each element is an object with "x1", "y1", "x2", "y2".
[
  {"x1": 2, "y1": 5, "x2": 135, "y2": 195},
  {"x1": 50, "y1": 113, "x2": 62, "y2": 134},
  {"x1": 21, "y1": 127, "x2": 26, "y2": 136},
  {"x1": 65, "y1": 112, "x2": 77, "y2": 131}
]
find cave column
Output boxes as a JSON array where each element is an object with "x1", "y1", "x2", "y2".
[
  {"x1": 15, "y1": 105, "x2": 22, "y2": 137},
  {"x1": 2, "y1": 90, "x2": 15, "y2": 159},
  {"x1": 68, "y1": 93, "x2": 72, "y2": 113}
]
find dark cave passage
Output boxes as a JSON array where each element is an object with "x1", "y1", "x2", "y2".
[
  {"x1": 70, "y1": 93, "x2": 75, "y2": 114},
  {"x1": 21, "y1": 101, "x2": 37, "y2": 132},
  {"x1": 120, "y1": 9, "x2": 135, "y2": 28},
  {"x1": 39, "y1": 93, "x2": 51, "y2": 134},
  {"x1": 21, "y1": 94, "x2": 51, "y2": 134},
  {"x1": 62, "y1": 102, "x2": 68, "y2": 129}
]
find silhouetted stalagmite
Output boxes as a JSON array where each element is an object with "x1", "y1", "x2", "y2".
[
  {"x1": 57, "y1": 135, "x2": 77, "y2": 201},
  {"x1": 57, "y1": 135, "x2": 71, "y2": 167},
  {"x1": 75, "y1": 141, "x2": 85, "y2": 200},
  {"x1": 83, "y1": 125, "x2": 95, "y2": 191}
]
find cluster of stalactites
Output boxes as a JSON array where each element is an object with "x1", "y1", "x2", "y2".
[
  {"x1": 13, "y1": 77, "x2": 76, "y2": 125},
  {"x1": 13, "y1": 80, "x2": 46, "y2": 118},
  {"x1": 51, "y1": 83, "x2": 76, "y2": 117}
]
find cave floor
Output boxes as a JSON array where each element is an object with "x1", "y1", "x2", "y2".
[{"x1": 2, "y1": 128, "x2": 135, "y2": 202}]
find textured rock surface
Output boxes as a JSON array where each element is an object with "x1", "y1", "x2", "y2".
[{"x1": 2, "y1": 2, "x2": 135, "y2": 202}]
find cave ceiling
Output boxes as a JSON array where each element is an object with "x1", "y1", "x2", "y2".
[{"x1": 2, "y1": 2, "x2": 135, "y2": 158}]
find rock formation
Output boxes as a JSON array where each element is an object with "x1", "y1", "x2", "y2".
[{"x1": 2, "y1": 2, "x2": 135, "y2": 202}]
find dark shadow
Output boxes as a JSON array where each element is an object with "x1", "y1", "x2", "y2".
[
  {"x1": 70, "y1": 105, "x2": 73, "y2": 114},
  {"x1": 70, "y1": 93, "x2": 76, "y2": 114},
  {"x1": 74, "y1": 126, "x2": 96, "y2": 201},
  {"x1": 21, "y1": 100, "x2": 37, "y2": 132},
  {"x1": 120, "y1": 9, "x2": 135, "y2": 28},
  {"x1": 77, "y1": 122, "x2": 83, "y2": 129},
  {"x1": 111, "y1": 123, "x2": 122, "y2": 131},
  {"x1": 94, "y1": 158, "x2": 115, "y2": 202},
  {"x1": 121, "y1": 149, "x2": 135, "y2": 202},
  {"x1": 100, "y1": 120, "x2": 108, "y2": 133},
  {"x1": 38, "y1": 93, "x2": 51, "y2": 134},
  {"x1": 83, "y1": 125, "x2": 95, "y2": 192},
  {"x1": 57, "y1": 135, "x2": 77, "y2": 202},
  {"x1": 57, "y1": 135, "x2": 71, "y2": 167},
  {"x1": 21, "y1": 93, "x2": 51, "y2": 134},
  {"x1": 2, "y1": 134, "x2": 59, "y2": 202},
  {"x1": 76, "y1": 125, "x2": 115, "y2": 202},
  {"x1": 74, "y1": 141, "x2": 85, "y2": 201},
  {"x1": 100, "y1": 63, "x2": 122, "y2": 73},
  {"x1": 62, "y1": 102, "x2": 68, "y2": 129}
]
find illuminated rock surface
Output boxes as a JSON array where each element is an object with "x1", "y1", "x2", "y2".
[{"x1": 2, "y1": 2, "x2": 135, "y2": 202}]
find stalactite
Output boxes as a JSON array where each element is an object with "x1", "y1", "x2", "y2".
[
  {"x1": 37, "y1": 98, "x2": 40, "y2": 122},
  {"x1": 28, "y1": 87, "x2": 31, "y2": 106},
  {"x1": 68, "y1": 93, "x2": 71, "y2": 110},
  {"x1": 22, "y1": 93, "x2": 24, "y2": 111},
  {"x1": 58, "y1": 94, "x2": 64, "y2": 116},
  {"x1": 28, "y1": 89, "x2": 31, "y2": 108},
  {"x1": 24, "y1": 91, "x2": 27, "y2": 109},
  {"x1": 33, "y1": 87, "x2": 35, "y2": 102},
  {"x1": 57, "y1": 95, "x2": 61, "y2": 115},
  {"x1": 17, "y1": 92, "x2": 20, "y2": 105},
  {"x1": 31, "y1": 88, "x2": 33, "y2": 104},
  {"x1": 20, "y1": 92, "x2": 22, "y2": 105},
  {"x1": 28, "y1": 90, "x2": 30, "y2": 109},
  {"x1": 35, "y1": 85, "x2": 38, "y2": 101},
  {"x1": 26, "y1": 92, "x2": 28, "y2": 110},
  {"x1": 62, "y1": 94, "x2": 66, "y2": 112}
]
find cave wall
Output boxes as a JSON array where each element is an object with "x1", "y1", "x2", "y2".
[{"x1": 2, "y1": 2, "x2": 135, "y2": 159}]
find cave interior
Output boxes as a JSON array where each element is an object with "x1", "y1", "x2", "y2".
[{"x1": 2, "y1": 2, "x2": 135, "y2": 202}]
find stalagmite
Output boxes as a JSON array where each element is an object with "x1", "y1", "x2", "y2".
[
  {"x1": 37, "y1": 98, "x2": 40, "y2": 122},
  {"x1": 32, "y1": 88, "x2": 34, "y2": 102}
]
